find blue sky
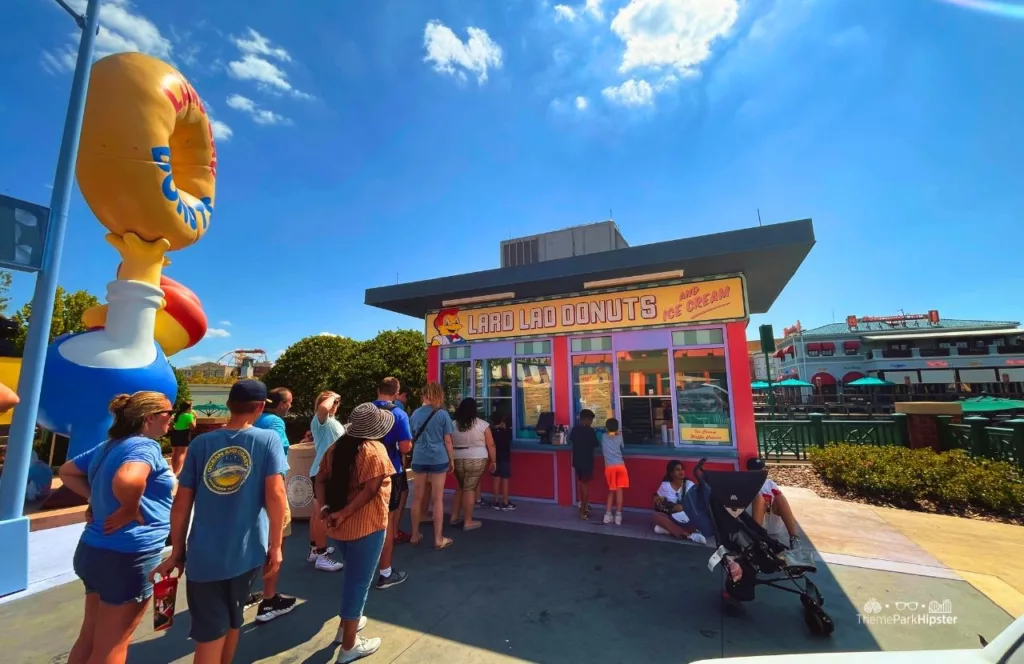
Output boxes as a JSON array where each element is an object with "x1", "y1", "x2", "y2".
[{"x1": 1, "y1": 0, "x2": 1022, "y2": 366}]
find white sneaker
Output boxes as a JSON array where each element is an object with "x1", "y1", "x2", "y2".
[
  {"x1": 614, "y1": 513, "x2": 622, "y2": 526},
  {"x1": 333, "y1": 616, "x2": 368, "y2": 644},
  {"x1": 603, "y1": 512, "x2": 613, "y2": 524},
  {"x1": 689, "y1": 532, "x2": 707, "y2": 545},
  {"x1": 316, "y1": 553, "x2": 344, "y2": 572},
  {"x1": 654, "y1": 525, "x2": 669, "y2": 535},
  {"x1": 337, "y1": 635, "x2": 381, "y2": 662},
  {"x1": 308, "y1": 546, "x2": 336, "y2": 563}
]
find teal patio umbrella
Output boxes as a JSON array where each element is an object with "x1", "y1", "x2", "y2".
[
  {"x1": 777, "y1": 378, "x2": 813, "y2": 388},
  {"x1": 194, "y1": 402, "x2": 228, "y2": 416},
  {"x1": 846, "y1": 376, "x2": 893, "y2": 387},
  {"x1": 751, "y1": 381, "x2": 771, "y2": 390},
  {"x1": 960, "y1": 396, "x2": 1024, "y2": 413}
]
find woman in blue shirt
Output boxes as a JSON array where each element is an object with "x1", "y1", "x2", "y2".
[
  {"x1": 408, "y1": 381, "x2": 455, "y2": 549},
  {"x1": 59, "y1": 391, "x2": 176, "y2": 664},
  {"x1": 308, "y1": 390, "x2": 345, "y2": 572}
]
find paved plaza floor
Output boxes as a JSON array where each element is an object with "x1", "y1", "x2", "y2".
[{"x1": 0, "y1": 511, "x2": 1014, "y2": 664}]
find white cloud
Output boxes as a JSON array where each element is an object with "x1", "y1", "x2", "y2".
[
  {"x1": 575, "y1": 95, "x2": 589, "y2": 110},
  {"x1": 423, "y1": 20, "x2": 504, "y2": 85},
  {"x1": 227, "y1": 55, "x2": 290, "y2": 91},
  {"x1": 554, "y1": 5, "x2": 578, "y2": 21},
  {"x1": 205, "y1": 328, "x2": 231, "y2": 339},
  {"x1": 318, "y1": 332, "x2": 343, "y2": 337},
  {"x1": 601, "y1": 75, "x2": 678, "y2": 107},
  {"x1": 40, "y1": 0, "x2": 173, "y2": 74},
  {"x1": 602, "y1": 79, "x2": 654, "y2": 106},
  {"x1": 187, "y1": 355, "x2": 213, "y2": 364},
  {"x1": 226, "y1": 29, "x2": 311, "y2": 99},
  {"x1": 610, "y1": 0, "x2": 738, "y2": 75},
  {"x1": 585, "y1": 0, "x2": 605, "y2": 20},
  {"x1": 233, "y1": 28, "x2": 291, "y2": 62},
  {"x1": 220, "y1": 320, "x2": 232, "y2": 326},
  {"x1": 226, "y1": 94, "x2": 289, "y2": 125},
  {"x1": 211, "y1": 118, "x2": 233, "y2": 141}
]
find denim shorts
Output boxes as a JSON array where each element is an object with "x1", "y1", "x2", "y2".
[
  {"x1": 329, "y1": 529, "x2": 387, "y2": 620},
  {"x1": 73, "y1": 540, "x2": 164, "y2": 605},
  {"x1": 411, "y1": 462, "x2": 448, "y2": 473}
]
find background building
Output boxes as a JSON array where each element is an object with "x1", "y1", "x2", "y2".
[{"x1": 773, "y1": 312, "x2": 1024, "y2": 399}]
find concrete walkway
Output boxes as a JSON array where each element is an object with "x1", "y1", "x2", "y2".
[
  {"x1": 0, "y1": 516, "x2": 1014, "y2": 664},
  {"x1": 780, "y1": 485, "x2": 1024, "y2": 617}
]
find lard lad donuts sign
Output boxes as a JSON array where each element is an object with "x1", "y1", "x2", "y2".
[{"x1": 427, "y1": 275, "x2": 747, "y2": 346}]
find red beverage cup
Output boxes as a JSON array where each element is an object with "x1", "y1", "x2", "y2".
[{"x1": 153, "y1": 576, "x2": 178, "y2": 632}]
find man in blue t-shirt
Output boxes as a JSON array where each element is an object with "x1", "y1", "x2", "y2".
[
  {"x1": 251, "y1": 386, "x2": 296, "y2": 620},
  {"x1": 153, "y1": 380, "x2": 289, "y2": 662},
  {"x1": 373, "y1": 376, "x2": 412, "y2": 590}
]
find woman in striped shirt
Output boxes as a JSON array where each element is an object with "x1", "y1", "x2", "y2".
[{"x1": 315, "y1": 403, "x2": 396, "y2": 663}]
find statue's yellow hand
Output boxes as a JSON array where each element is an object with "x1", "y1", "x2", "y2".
[
  {"x1": 82, "y1": 303, "x2": 108, "y2": 329},
  {"x1": 105, "y1": 232, "x2": 171, "y2": 287}
]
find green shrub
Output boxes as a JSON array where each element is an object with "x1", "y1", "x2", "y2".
[{"x1": 809, "y1": 444, "x2": 1024, "y2": 519}]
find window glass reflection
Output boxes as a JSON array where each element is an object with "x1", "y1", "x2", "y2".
[
  {"x1": 572, "y1": 353, "x2": 614, "y2": 434},
  {"x1": 616, "y1": 350, "x2": 671, "y2": 445},
  {"x1": 674, "y1": 348, "x2": 731, "y2": 445},
  {"x1": 516, "y1": 357, "x2": 552, "y2": 439},
  {"x1": 474, "y1": 358, "x2": 513, "y2": 424}
]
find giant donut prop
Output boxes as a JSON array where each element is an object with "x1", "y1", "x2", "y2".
[{"x1": 77, "y1": 52, "x2": 217, "y2": 251}]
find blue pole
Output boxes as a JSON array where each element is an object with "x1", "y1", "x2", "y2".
[{"x1": 0, "y1": 0, "x2": 103, "y2": 526}]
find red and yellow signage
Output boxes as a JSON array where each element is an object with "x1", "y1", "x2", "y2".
[{"x1": 427, "y1": 276, "x2": 747, "y2": 346}]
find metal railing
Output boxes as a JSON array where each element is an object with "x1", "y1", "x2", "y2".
[{"x1": 756, "y1": 414, "x2": 1024, "y2": 472}]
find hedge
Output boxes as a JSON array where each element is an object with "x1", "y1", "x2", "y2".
[{"x1": 808, "y1": 444, "x2": 1024, "y2": 520}]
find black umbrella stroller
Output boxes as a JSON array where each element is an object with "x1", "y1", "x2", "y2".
[{"x1": 684, "y1": 459, "x2": 834, "y2": 636}]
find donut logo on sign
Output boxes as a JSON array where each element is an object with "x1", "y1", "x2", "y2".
[{"x1": 287, "y1": 475, "x2": 314, "y2": 509}]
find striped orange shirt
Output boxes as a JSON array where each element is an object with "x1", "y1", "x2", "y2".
[{"x1": 317, "y1": 440, "x2": 394, "y2": 541}]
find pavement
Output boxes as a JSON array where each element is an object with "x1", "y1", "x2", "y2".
[
  {"x1": 0, "y1": 502, "x2": 1018, "y2": 664},
  {"x1": 780, "y1": 486, "x2": 1024, "y2": 617}
]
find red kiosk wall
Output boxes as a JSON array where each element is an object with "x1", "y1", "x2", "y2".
[
  {"x1": 552, "y1": 337, "x2": 570, "y2": 426},
  {"x1": 726, "y1": 321, "x2": 758, "y2": 468},
  {"x1": 427, "y1": 345, "x2": 439, "y2": 383}
]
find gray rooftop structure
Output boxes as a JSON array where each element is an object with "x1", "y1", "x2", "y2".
[{"x1": 365, "y1": 218, "x2": 815, "y2": 319}]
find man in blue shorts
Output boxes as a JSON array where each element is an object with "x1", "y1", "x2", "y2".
[
  {"x1": 153, "y1": 380, "x2": 288, "y2": 664},
  {"x1": 373, "y1": 376, "x2": 412, "y2": 589}
]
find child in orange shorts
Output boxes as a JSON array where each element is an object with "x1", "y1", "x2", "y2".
[{"x1": 602, "y1": 418, "x2": 629, "y2": 525}]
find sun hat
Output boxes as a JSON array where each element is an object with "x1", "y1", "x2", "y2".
[{"x1": 346, "y1": 402, "x2": 395, "y2": 440}]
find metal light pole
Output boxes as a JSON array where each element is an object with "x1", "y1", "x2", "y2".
[{"x1": 0, "y1": 0, "x2": 102, "y2": 575}]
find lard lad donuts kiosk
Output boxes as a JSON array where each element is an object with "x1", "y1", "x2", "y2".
[{"x1": 365, "y1": 220, "x2": 814, "y2": 509}]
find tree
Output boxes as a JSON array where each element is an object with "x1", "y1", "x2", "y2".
[
  {"x1": 171, "y1": 365, "x2": 191, "y2": 406},
  {"x1": 262, "y1": 334, "x2": 360, "y2": 418},
  {"x1": 263, "y1": 330, "x2": 427, "y2": 421},
  {"x1": 331, "y1": 330, "x2": 426, "y2": 416},
  {"x1": 0, "y1": 270, "x2": 11, "y2": 316},
  {"x1": 11, "y1": 285, "x2": 101, "y2": 353}
]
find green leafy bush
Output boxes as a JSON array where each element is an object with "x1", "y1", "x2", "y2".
[{"x1": 809, "y1": 444, "x2": 1024, "y2": 519}]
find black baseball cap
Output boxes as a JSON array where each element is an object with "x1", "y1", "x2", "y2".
[
  {"x1": 746, "y1": 457, "x2": 766, "y2": 471},
  {"x1": 228, "y1": 380, "x2": 270, "y2": 404}
]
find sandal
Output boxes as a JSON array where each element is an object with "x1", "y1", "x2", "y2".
[
  {"x1": 463, "y1": 522, "x2": 482, "y2": 531},
  {"x1": 435, "y1": 537, "x2": 454, "y2": 550},
  {"x1": 409, "y1": 535, "x2": 423, "y2": 546}
]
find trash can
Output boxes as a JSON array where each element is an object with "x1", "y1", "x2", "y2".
[{"x1": 285, "y1": 442, "x2": 316, "y2": 520}]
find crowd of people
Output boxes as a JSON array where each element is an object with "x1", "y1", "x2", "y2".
[{"x1": 50, "y1": 372, "x2": 800, "y2": 664}]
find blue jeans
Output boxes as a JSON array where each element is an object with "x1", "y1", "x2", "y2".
[{"x1": 329, "y1": 529, "x2": 387, "y2": 620}]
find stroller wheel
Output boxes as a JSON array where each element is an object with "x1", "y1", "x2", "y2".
[
  {"x1": 804, "y1": 579, "x2": 824, "y2": 607},
  {"x1": 804, "y1": 603, "x2": 834, "y2": 636}
]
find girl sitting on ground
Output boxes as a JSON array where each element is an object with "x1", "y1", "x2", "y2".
[{"x1": 652, "y1": 460, "x2": 707, "y2": 544}]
